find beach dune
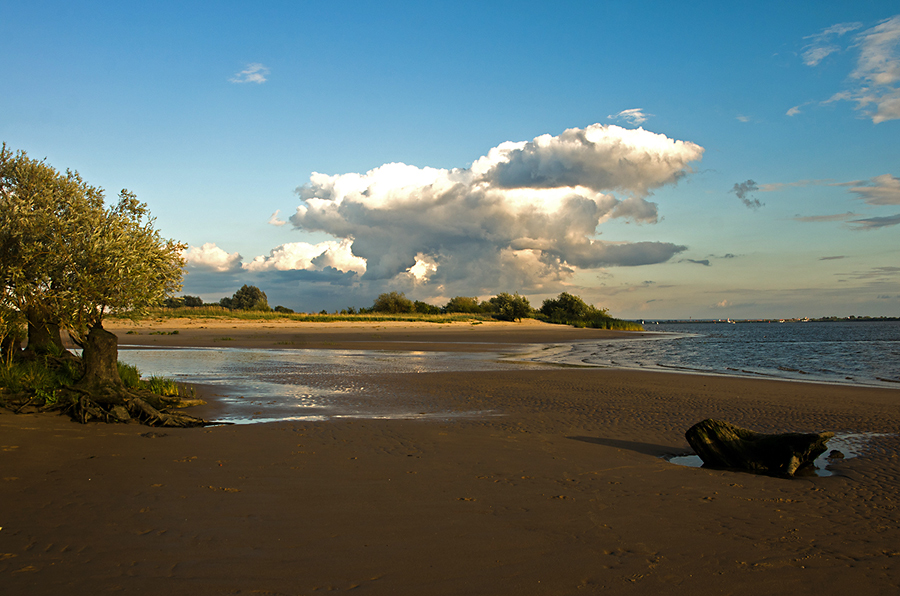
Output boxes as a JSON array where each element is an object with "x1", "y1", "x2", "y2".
[{"x1": 3, "y1": 319, "x2": 899, "y2": 594}]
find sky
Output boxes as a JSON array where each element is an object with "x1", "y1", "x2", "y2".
[{"x1": 2, "y1": 1, "x2": 898, "y2": 319}]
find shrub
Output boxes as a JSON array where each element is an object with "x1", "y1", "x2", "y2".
[
  {"x1": 488, "y1": 292, "x2": 532, "y2": 321},
  {"x1": 372, "y1": 291, "x2": 415, "y2": 314},
  {"x1": 443, "y1": 296, "x2": 482, "y2": 313},
  {"x1": 413, "y1": 300, "x2": 441, "y2": 315}
]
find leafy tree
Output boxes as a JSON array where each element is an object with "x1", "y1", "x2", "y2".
[
  {"x1": 536, "y1": 292, "x2": 643, "y2": 329},
  {"x1": 231, "y1": 285, "x2": 270, "y2": 310},
  {"x1": 413, "y1": 300, "x2": 440, "y2": 315},
  {"x1": 443, "y1": 296, "x2": 482, "y2": 313},
  {"x1": 540, "y1": 292, "x2": 607, "y2": 322},
  {"x1": 372, "y1": 291, "x2": 414, "y2": 313},
  {"x1": 1, "y1": 144, "x2": 195, "y2": 422},
  {"x1": 182, "y1": 295, "x2": 203, "y2": 307},
  {"x1": 274, "y1": 305, "x2": 294, "y2": 314},
  {"x1": 1, "y1": 143, "x2": 105, "y2": 356},
  {"x1": 488, "y1": 292, "x2": 532, "y2": 321},
  {"x1": 67, "y1": 190, "x2": 186, "y2": 401}
]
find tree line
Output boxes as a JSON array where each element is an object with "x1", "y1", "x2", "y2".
[{"x1": 170, "y1": 286, "x2": 639, "y2": 329}]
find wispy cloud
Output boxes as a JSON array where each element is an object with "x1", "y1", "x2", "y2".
[
  {"x1": 846, "y1": 174, "x2": 900, "y2": 205},
  {"x1": 267, "y1": 210, "x2": 287, "y2": 226},
  {"x1": 680, "y1": 258, "x2": 710, "y2": 266},
  {"x1": 758, "y1": 178, "x2": 833, "y2": 191},
  {"x1": 807, "y1": 15, "x2": 900, "y2": 123},
  {"x1": 786, "y1": 102, "x2": 813, "y2": 117},
  {"x1": 801, "y1": 21, "x2": 863, "y2": 66},
  {"x1": 848, "y1": 213, "x2": 900, "y2": 230},
  {"x1": 729, "y1": 180, "x2": 763, "y2": 209},
  {"x1": 795, "y1": 212, "x2": 859, "y2": 223},
  {"x1": 819, "y1": 255, "x2": 846, "y2": 260},
  {"x1": 836, "y1": 265, "x2": 900, "y2": 280},
  {"x1": 607, "y1": 108, "x2": 652, "y2": 126},
  {"x1": 229, "y1": 63, "x2": 270, "y2": 84}
]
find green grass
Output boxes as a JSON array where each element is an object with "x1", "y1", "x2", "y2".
[
  {"x1": 1, "y1": 358, "x2": 190, "y2": 406},
  {"x1": 117, "y1": 361, "x2": 142, "y2": 389}
]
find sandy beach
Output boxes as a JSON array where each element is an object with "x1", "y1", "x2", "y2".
[{"x1": 3, "y1": 319, "x2": 900, "y2": 594}]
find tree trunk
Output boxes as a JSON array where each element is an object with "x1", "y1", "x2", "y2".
[
  {"x1": 77, "y1": 322, "x2": 126, "y2": 405},
  {"x1": 24, "y1": 303, "x2": 66, "y2": 356}
]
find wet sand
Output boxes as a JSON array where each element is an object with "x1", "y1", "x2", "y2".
[{"x1": 3, "y1": 319, "x2": 900, "y2": 594}]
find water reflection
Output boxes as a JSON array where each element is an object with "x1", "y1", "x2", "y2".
[{"x1": 118, "y1": 347, "x2": 522, "y2": 424}]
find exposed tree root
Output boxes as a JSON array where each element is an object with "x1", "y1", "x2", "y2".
[
  {"x1": 0, "y1": 386, "x2": 213, "y2": 427},
  {"x1": 60, "y1": 389, "x2": 210, "y2": 427}
]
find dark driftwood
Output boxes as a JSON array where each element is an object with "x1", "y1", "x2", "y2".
[{"x1": 685, "y1": 419, "x2": 834, "y2": 477}]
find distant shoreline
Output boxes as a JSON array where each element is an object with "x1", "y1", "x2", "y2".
[{"x1": 97, "y1": 317, "x2": 649, "y2": 353}]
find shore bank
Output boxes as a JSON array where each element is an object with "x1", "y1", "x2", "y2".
[
  {"x1": 4, "y1": 319, "x2": 900, "y2": 594},
  {"x1": 96, "y1": 317, "x2": 647, "y2": 352}
]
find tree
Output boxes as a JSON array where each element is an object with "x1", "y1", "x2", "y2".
[
  {"x1": 221, "y1": 285, "x2": 270, "y2": 311},
  {"x1": 182, "y1": 295, "x2": 203, "y2": 307},
  {"x1": 371, "y1": 291, "x2": 414, "y2": 313},
  {"x1": 540, "y1": 292, "x2": 607, "y2": 322},
  {"x1": 413, "y1": 300, "x2": 440, "y2": 315},
  {"x1": 67, "y1": 190, "x2": 186, "y2": 402},
  {"x1": 2, "y1": 144, "x2": 197, "y2": 423},
  {"x1": 232, "y1": 285, "x2": 270, "y2": 310},
  {"x1": 443, "y1": 296, "x2": 482, "y2": 313},
  {"x1": 488, "y1": 292, "x2": 532, "y2": 322},
  {"x1": 1, "y1": 143, "x2": 105, "y2": 356}
]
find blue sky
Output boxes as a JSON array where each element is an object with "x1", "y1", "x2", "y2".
[{"x1": 2, "y1": 1, "x2": 898, "y2": 318}]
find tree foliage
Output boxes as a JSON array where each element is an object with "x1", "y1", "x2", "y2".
[
  {"x1": 538, "y1": 292, "x2": 641, "y2": 329},
  {"x1": 219, "y1": 285, "x2": 270, "y2": 311},
  {"x1": 371, "y1": 291, "x2": 415, "y2": 314},
  {"x1": 540, "y1": 292, "x2": 605, "y2": 322},
  {"x1": 1, "y1": 143, "x2": 200, "y2": 424},
  {"x1": 487, "y1": 292, "x2": 532, "y2": 321},
  {"x1": 443, "y1": 296, "x2": 482, "y2": 313}
]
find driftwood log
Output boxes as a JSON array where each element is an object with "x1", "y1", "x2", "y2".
[{"x1": 685, "y1": 418, "x2": 834, "y2": 477}]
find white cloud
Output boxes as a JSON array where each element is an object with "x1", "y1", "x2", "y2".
[
  {"x1": 267, "y1": 209, "x2": 287, "y2": 226},
  {"x1": 289, "y1": 123, "x2": 702, "y2": 294},
  {"x1": 809, "y1": 16, "x2": 900, "y2": 123},
  {"x1": 244, "y1": 239, "x2": 366, "y2": 274},
  {"x1": 801, "y1": 21, "x2": 862, "y2": 66},
  {"x1": 607, "y1": 108, "x2": 652, "y2": 126},
  {"x1": 229, "y1": 63, "x2": 270, "y2": 84},
  {"x1": 184, "y1": 242, "x2": 243, "y2": 272},
  {"x1": 847, "y1": 174, "x2": 900, "y2": 205},
  {"x1": 849, "y1": 15, "x2": 900, "y2": 122}
]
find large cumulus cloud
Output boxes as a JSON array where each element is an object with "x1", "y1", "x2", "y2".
[{"x1": 289, "y1": 123, "x2": 702, "y2": 294}]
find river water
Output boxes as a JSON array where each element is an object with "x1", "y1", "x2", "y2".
[
  {"x1": 517, "y1": 321, "x2": 900, "y2": 389},
  {"x1": 117, "y1": 320, "x2": 899, "y2": 423}
]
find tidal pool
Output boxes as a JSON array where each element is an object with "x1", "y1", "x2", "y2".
[{"x1": 118, "y1": 346, "x2": 525, "y2": 424}]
